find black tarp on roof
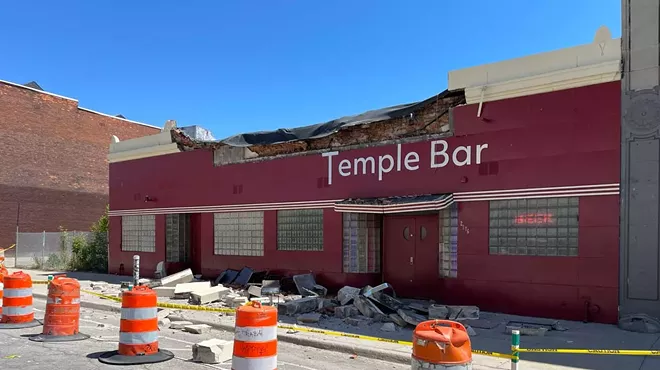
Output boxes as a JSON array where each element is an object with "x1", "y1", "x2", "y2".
[{"x1": 220, "y1": 90, "x2": 456, "y2": 147}]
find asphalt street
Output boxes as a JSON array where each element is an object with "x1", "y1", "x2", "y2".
[{"x1": 0, "y1": 297, "x2": 409, "y2": 370}]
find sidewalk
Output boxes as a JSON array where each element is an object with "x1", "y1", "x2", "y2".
[{"x1": 13, "y1": 268, "x2": 660, "y2": 369}]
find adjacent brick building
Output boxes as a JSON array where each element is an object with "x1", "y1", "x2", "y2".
[{"x1": 0, "y1": 80, "x2": 159, "y2": 253}]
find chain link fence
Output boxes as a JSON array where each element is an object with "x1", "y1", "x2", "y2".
[{"x1": 4, "y1": 231, "x2": 94, "y2": 270}]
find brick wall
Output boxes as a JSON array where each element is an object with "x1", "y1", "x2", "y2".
[{"x1": 0, "y1": 81, "x2": 160, "y2": 250}]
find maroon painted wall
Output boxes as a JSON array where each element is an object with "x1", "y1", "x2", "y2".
[{"x1": 109, "y1": 81, "x2": 621, "y2": 322}]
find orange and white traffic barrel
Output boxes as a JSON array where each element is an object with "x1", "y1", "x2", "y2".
[
  {"x1": 29, "y1": 276, "x2": 89, "y2": 342},
  {"x1": 232, "y1": 301, "x2": 278, "y2": 370},
  {"x1": 411, "y1": 320, "x2": 473, "y2": 370},
  {"x1": 0, "y1": 270, "x2": 5, "y2": 317},
  {"x1": 98, "y1": 285, "x2": 174, "y2": 365},
  {"x1": 0, "y1": 271, "x2": 41, "y2": 329}
]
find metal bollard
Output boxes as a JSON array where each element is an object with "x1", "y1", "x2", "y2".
[
  {"x1": 511, "y1": 329, "x2": 520, "y2": 370},
  {"x1": 133, "y1": 255, "x2": 140, "y2": 286}
]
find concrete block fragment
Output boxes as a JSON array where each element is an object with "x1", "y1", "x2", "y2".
[
  {"x1": 380, "y1": 322, "x2": 397, "y2": 332},
  {"x1": 157, "y1": 309, "x2": 171, "y2": 321},
  {"x1": 337, "y1": 286, "x2": 360, "y2": 305},
  {"x1": 174, "y1": 281, "x2": 212, "y2": 299},
  {"x1": 397, "y1": 308, "x2": 425, "y2": 326},
  {"x1": 170, "y1": 321, "x2": 194, "y2": 329},
  {"x1": 278, "y1": 297, "x2": 318, "y2": 316},
  {"x1": 334, "y1": 305, "x2": 359, "y2": 319},
  {"x1": 192, "y1": 338, "x2": 233, "y2": 364},
  {"x1": 297, "y1": 312, "x2": 322, "y2": 324},
  {"x1": 160, "y1": 268, "x2": 194, "y2": 287},
  {"x1": 428, "y1": 304, "x2": 449, "y2": 319},
  {"x1": 247, "y1": 285, "x2": 262, "y2": 297},
  {"x1": 408, "y1": 302, "x2": 430, "y2": 314},
  {"x1": 354, "y1": 296, "x2": 385, "y2": 320},
  {"x1": 153, "y1": 286, "x2": 176, "y2": 298},
  {"x1": 190, "y1": 285, "x2": 231, "y2": 305},
  {"x1": 389, "y1": 313, "x2": 408, "y2": 327},
  {"x1": 158, "y1": 317, "x2": 171, "y2": 328},
  {"x1": 231, "y1": 297, "x2": 249, "y2": 307},
  {"x1": 184, "y1": 324, "x2": 212, "y2": 334},
  {"x1": 466, "y1": 325, "x2": 477, "y2": 336},
  {"x1": 448, "y1": 305, "x2": 480, "y2": 320},
  {"x1": 317, "y1": 298, "x2": 336, "y2": 311}
]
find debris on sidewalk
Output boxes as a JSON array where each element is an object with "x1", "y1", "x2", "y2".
[
  {"x1": 184, "y1": 324, "x2": 212, "y2": 334},
  {"x1": 192, "y1": 338, "x2": 233, "y2": 364},
  {"x1": 170, "y1": 321, "x2": 193, "y2": 329}
]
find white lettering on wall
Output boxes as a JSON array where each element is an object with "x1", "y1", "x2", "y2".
[{"x1": 322, "y1": 140, "x2": 489, "y2": 184}]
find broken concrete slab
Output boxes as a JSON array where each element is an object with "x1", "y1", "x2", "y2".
[
  {"x1": 278, "y1": 297, "x2": 319, "y2": 316},
  {"x1": 337, "y1": 286, "x2": 360, "y2": 305},
  {"x1": 174, "y1": 281, "x2": 212, "y2": 299},
  {"x1": 334, "y1": 305, "x2": 359, "y2": 319},
  {"x1": 408, "y1": 302, "x2": 430, "y2": 314},
  {"x1": 344, "y1": 317, "x2": 368, "y2": 327},
  {"x1": 380, "y1": 322, "x2": 397, "y2": 332},
  {"x1": 261, "y1": 280, "x2": 281, "y2": 295},
  {"x1": 428, "y1": 304, "x2": 449, "y2": 319},
  {"x1": 317, "y1": 298, "x2": 336, "y2": 311},
  {"x1": 158, "y1": 317, "x2": 171, "y2": 328},
  {"x1": 190, "y1": 285, "x2": 231, "y2": 305},
  {"x1": 354, "y1": 296, "x2": 385, "y2": 320},
  {"x1": 160, "y1": 268, "x2": 194, "y2": 287},
  {"x1": 247, "y1": 285, "x2": 262, "y2": 297},
  {"x1": 448, "y1": 305, "x2": 480, "y2": 320},
  {"x1": 466, "y1": 325, "x2": 477, "y2": 336},
  {"x1": 362, "y1": 283, "x2": 395, "y2": 298},
  {"x1": 184, "y1": 324, "x2": 212, "y2": 334},
  {"x1": 293, "y1": 273, "x2": 317, "y2": 297},
  {"x1": 153, "y1": 286, "x2": 176, "y2": 298},
  {"x1": 297, "y1": 312, "x2": 322, "y2": 324},
  {"x1": 192, "y1": 338, "x2": 233, "y2": 364},
  {"x1": 231, "y1": 297, "x2": 249, "y2": 307},
  {"x1": 170, "y1": 321, "x2": 194, "y2": 330},
  {"x1": 389, "y1": 313, "x2": 408, "y2": 327},
  {"x1": 397, "y1": 308, "x2": 425, "y2": 326},
  {"x1": 157, "y1": 309, "x2": 171, "y2": 321}
]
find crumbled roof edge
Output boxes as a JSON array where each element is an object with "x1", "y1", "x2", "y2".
[
  {"x1": 170, "y1": 89, "x2": 465, "y2": 152},
  {"x1": 0, "y1": 79, "x2": 160, "y2": 130}
]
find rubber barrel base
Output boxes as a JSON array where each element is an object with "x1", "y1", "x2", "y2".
[
  {"x1": 0, "y1": 319, "x2": 42, "y2": 329},
  {"x1": 29, "y1": 332, "x2": 90, "y2": 342},
  {"x1": 98, "y1": 349, "x2": 175, "y2": 365}
]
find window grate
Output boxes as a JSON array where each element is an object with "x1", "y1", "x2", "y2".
[
  {"x1": 488, "y1": 197, "x2": 579, "y2": 256},
  {"x1": 166, "y1": 214, "x2": 191, "y2": 263},
  {"x1": 277, "y1": 209, "x2": 324, "y2": 251},
  {"x1": 213, "y1": 212, "x2": 264, "y2": 256},
  {"x1": 121, "y1": 215, "x2": 156, "y2": 252},
  {"x1": 440, "y1": 203, "x2": 459, "y2": 278},
  {"x1": 342, "y1": 213, "x2": 381, "y2": 273}
]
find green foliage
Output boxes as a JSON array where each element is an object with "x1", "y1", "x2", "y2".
[{"x1": 69, "y1": 205, "x2": 109, "y2": 272}]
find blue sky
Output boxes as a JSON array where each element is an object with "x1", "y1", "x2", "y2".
[{"x1": 1, "y1": 1, "x2": 620, "y2": 139}]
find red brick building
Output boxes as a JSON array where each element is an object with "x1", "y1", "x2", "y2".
[
  {"x1": 0, "y1": 80, "x2": 160, "y2": 253},
  {"x1": 107, "y1": 29, "x2": 622, "y2": 323}
]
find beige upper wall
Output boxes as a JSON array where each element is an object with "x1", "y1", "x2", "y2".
[{"x1": 448, "y1": 26, "x2": 621, "y2": 104}]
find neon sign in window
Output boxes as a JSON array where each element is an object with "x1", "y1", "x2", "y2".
[{"x1": 514, "y1": 212, "x2": 554, "y2": 225}]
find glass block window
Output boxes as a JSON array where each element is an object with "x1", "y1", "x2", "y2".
[
  {"x1": 213, "y1": 212, "x2": 264, "y2": 256},
  {"x1": 440, "y1": 204, "x2": 459, "y2": 278},
  {"x1": 489, "y1": 197, "x2": 579, "y2": 256},
  {"x1": 165, "y1": 214, "x2": 190, "y2": 263},
  {"x1": 121, "y1": 215, "x2": 156, "y2": 252},
  {"x1": 277, "y1": 209, "x2": 324, "y2": 251},
  {"x1": 342, "y1": 213, "x2": 382, "y2": 273}
]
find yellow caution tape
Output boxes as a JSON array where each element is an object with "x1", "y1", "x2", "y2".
[
  {"x1": 472, "y1": 349, "x2": 515, "y2": 360},
  {"x1": 33, "y1": 281, "x2": 49, "y2": 285},
  {"x1": 519, "y1": 348, "x2": 660, "y2": 356}
]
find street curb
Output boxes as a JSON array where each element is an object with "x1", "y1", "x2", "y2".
[{"x1": 32, "y1": 292, "x2": 411, "y2": 365}]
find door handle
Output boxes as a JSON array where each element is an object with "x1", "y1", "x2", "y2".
[{"x1": 410, "y1": 256, "x2": 414, "y2": 265}]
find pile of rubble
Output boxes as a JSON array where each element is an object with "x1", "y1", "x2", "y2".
[{"x1": 279, "y1": 279, "x2": 480, "y2": 332}]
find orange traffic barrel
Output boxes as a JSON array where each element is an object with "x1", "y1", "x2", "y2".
[
  {"x1": 29, "y1": 276, "x2": 89, "y2": 342},
  {"x1": 232, "y1": 301, "x2": 278, "y2": 370},
  {"x1": 0, "y1": 271, "x2": 41, "y2": 329},
  {"x1": 411, "y1": 320, "x2": 472, "y2": 369},
  {"x1": 0, "y1": 269, "x2": 5, "y2": 317},
  {"x1": 98, "y1": 285, "x2": 173, "y2": 365}
]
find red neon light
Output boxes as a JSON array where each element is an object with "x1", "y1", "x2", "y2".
[{"x1": 514, "y1": 213, "x2": 554, "y2": 225}]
